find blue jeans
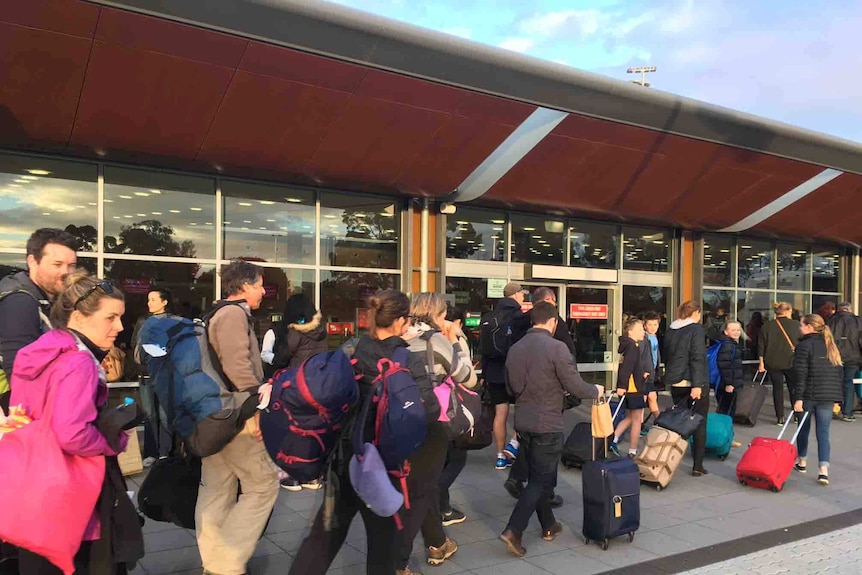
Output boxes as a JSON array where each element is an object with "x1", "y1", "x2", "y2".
[
  {"x1": 796, "y1": 403, "x2": 833, "y2": 468},
  {"x1": 842, "y1": 362, "x2": 859, "y2": 416}
]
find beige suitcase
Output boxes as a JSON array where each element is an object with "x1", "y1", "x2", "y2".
[
  {"x1": 118, "y1": 429, "x2": 143, "y2": 476},
  {"x1": 635, "y1": 426, "x2": 688, "y2": 491}
]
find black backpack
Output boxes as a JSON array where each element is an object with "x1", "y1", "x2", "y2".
[{"x1": 479, "y1": 307, "x2": 517, "y2": 359}]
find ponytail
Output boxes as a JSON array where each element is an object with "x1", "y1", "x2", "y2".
[{"x1": 801, "y1": 313, "x2": 843, "y2": 367}]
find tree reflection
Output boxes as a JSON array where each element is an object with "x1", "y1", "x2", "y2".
[
  {"x1": 447, "y1": 220, "x2": 485, "y2": 259},
  {"x1": 65, "y1": 224, "x2": 97, "y2": 252}
]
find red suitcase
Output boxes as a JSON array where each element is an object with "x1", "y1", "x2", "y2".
[{"x1": 736, "y1": 412, "x2": 809, "y2": 492}]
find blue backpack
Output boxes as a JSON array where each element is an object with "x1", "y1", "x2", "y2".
[
  {"x1": 706, "y1": 340, "x2": 734, "y2": 392},
  {"x1": 138, "y1": 304, "x2": 258, "y2": 457},
  {"x1": 259, "y1": 350, "x2": 359, "y2": 483}
]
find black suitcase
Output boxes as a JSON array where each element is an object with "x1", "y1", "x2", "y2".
[
  {"x1": 734, "y1": 373, "x2": 768, "y2": 427},
  {"x1": 582, "y1": 456, "x2": 641, "y2": 550},
  {"x1": 561, "y1": 422, "x2": 608, "y2": 468}
]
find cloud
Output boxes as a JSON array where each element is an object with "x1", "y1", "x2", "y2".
[{"x1": 498, "y1": 37, "x2": 535, "y2": 53}]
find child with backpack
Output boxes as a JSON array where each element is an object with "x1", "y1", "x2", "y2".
[
  {"x1": 610, "y1": 318, "x2": 649, "y2": 458},
  {"x1": 716, "y1": 322, "x2": 745, "y2": 424},
  {"x1": 290, "y1": 289, "x2": 422, "y2": 575}
]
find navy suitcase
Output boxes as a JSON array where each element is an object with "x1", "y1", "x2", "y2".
[
  {"x1": 582, "y1": 457, "x2": 641, "y2": 549},
  {"x1": 561, "y1": 422, "x2": 608, "y2": 468}
]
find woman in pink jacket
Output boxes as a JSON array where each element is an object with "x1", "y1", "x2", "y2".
[{"x1": 11, "y1": 269, "x2": 143, "y2": 574}]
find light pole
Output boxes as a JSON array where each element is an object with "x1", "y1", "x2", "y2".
[{"x1": 627, "y1": 66, "x2": 656, "y2": 87}]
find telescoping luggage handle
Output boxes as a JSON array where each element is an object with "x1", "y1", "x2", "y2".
[
  {"x1": 590, "y1": 394, "x2": 626, "y2": 461},
  {"x1": 777, "y1": 411, "x2": 810, "y2": 445},
  {"x1": 752, "y1": 371, "x2": 768, "y2": 385}
]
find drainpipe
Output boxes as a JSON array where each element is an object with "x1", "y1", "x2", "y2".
[{"x1": 420, "y1": 198, "x2": 429, "y2": 292}]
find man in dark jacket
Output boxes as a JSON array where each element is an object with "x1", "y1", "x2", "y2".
[
  {"x1": 499, "y1": 302, "x2": 601, "y2": 557},
  {"x1": 480, "y1": 282, "x2": 532, "y2": 470},
  {"x1": 0, "y1": 228, "x2": 77, "y2": 411},
  {"x1": 827, "y1": 302, "x2": 862, "y2": 421}
]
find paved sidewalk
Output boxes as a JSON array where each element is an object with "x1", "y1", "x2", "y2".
[{"x1": 127, "y1": 391, "x2": 862, "y2": 575}]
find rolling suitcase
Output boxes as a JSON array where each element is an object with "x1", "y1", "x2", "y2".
[
  {"x1": 737, "y1": 411, "x2": 809, "y2": 493},
  {"x1": 733, "y1": 373, "x2": 768, "y2": 427},
  {"x1": 698, "y1": 412, "x2": 734, "y2": 460},
  {"x1": 636, "y1": 426, "x2": 687, "y2": 491}
]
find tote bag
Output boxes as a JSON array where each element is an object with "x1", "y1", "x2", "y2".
[
  {"x1": 0, "y1": 386, "x2": 105, "y2": 575},
  {"x1": 591, "y1": 397, "x2": 615, "y2": 439}
]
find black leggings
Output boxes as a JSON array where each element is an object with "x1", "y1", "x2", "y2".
[
  {"x1": 438, "y1": 442, "x2": 468, "y2": 514},
  {"x1": 769, "y1": 369, "x2": 797, "y2": 420},
  {"x1": 18, "y1": 542, "x2": 99, "y2": 575}
]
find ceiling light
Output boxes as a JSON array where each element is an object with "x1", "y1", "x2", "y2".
[
  {"x1": 150, "y1": 189, "x2": 161, "y2": 194},
  {"x1": 8, "y1": 184, "x2": 21, "y2": 188},
  {"x1": 741, "y1": 245, "x2": 752, "y2": 249},
  {"x1": 720, "y1": 249, "x2": 730, "y2": 253},
  {"x1": 42, "y1": 212, "x2": 51, "y2": 216},
  {"x1": 286, "y1": 198, "x2": 303, "y2": 203},
  {"x1": 354, "y1": 213, "x2": 366, "y2": 218},
  {"x1": 259, "y1": 227, "x2": 266, "y2": 230},
  {"x1": 190, "y1": 223, "x2": 197, "y2": 226},
  {"x1": 123, "y1": 215, "x2": 132, "y2": 218},
  {"x1": 243, "y1": 220, "x2": 251, "y2": 224},
  {"x1": 151, "y1": 212, "x2": 162, "y2": 215},
  {"x1": 280, "y1": 226, "x2": 288, "y2": 231},
  {"x1": 238, "y1": 202, "x2": 252, "y2": 207},
  {"x1": 112, "y1": 216, "x2": 120, "y2": 219},
  {"x1": 169, "y1": 209, "x2": 180, "y2": 213},
  {"x1": 20, "y1": 175, "x2": 39, "y2": 181},
  {"x1": 190, "y1": 207, "x2": 202, "y2": 211},
  {"x1": 118, "y1": 195, "x2": 133, "y2": 199},
  {"x1": 88, "y1": 202, "x2": 97, "y2": 206},
  {"x1": 380, "y1": 212, "x2": 394, "y2": 217},
  {"x1": 134, "y1": 192, "x2": 150, "y2": 197},
  {"x1": 266, "y1": 219, "x2": 275, "y2": 222},
  {"x1": 523, "y1": 227, "x2": 536, "y2": 231},
  {"x1": 136, "y1": 213, "x2": 146, "y2": 217},
  {"x1": 223, "y1": 221, "x2": 231, "y2": 225},
  {"x1": 491, "y1": 219, "x2": 505, "y2": 224},
  {"x1": 456, "y1": 220, "x2": 469, "y2": 225},
  {"x1": 303, "y1": 225, "x2": 312, "y2": 229},
  {"x1": 532, "y1": 235, "x2": 543, "y2": 239},
  {"x1": 27, "y1": 169, "x2": 51, "y2": 176},
  {"x1": 259, "y1": 200, "x2": 275, "y2": 205},
  {"x1": 103, "y1": 199, "x2": 113, "y2": 203},
  {"x1": 204, "y1": 222, "x2": 212, "y2": 225},
  {"x1": 13, "y1": 179, "x2": 28, "y2": 184},
  {"x1": 324, "y1": 214, "x2": 336, "y2": 219}
]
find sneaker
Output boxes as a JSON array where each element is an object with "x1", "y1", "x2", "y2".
[
  {"x1": 442, "y1": 508, "x2": 467, "y2": 526},
  {"x1": 503, "y1": 478, "x2": 522, "y2": 499},
  {"x1": 776, "y1": 418, "x2": 785, "y2": 426},
  {"x1": 142, "y1": 456, "x2": 156, "y2": 468},
  {"x1": 427, "y1": 537, "x2": 458, "y2": 566},
  {"x1": 794, "y1": 463, "x2": 807, "y2": 473},
  {"x1": 301, "y1": 479, "x2": 323, "y2": 490},
  {"x1": 495, "y1": 455, "x2": 512, "y2": 470},
  {"x1": 503, "y1": 442, "x2": 519, "y2": 460},
  {"x1": 731, "y1": 441, "x2": 742, "y2": 448},
  {"x1": 280, "y1": 477, "x2": 302, "y2": 492},
  {"x1": 692, "y1": 467, "x2": 709, "y2": 477},
  {"x1": 842, "y1": 414, "x2": 856, "y2": 422},
  {"x1": 818, "y1": 474, "x2": 829, "y2": 485},
  {"x1": 608, "y1": 442, "x2": 621, "y2": 457}
]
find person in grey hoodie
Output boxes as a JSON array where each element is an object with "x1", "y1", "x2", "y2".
[{"x1": 662, "y1": 300, "x2": 710, "y2": 476}]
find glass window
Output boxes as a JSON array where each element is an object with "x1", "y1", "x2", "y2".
[
  {"x1": 0, "y1": 154, "x2": 98, "y2": 251},
  {"x1": 569, "y1": 221, "x2": 617, "y2": 269},
  {"x1": 105, "y1": 260, "x2": 215, "y2": 347},
  {"x1": 702, "y1": 289, "x2": 733, "y2": 327},
  {"x1": 0, "y1": 253, "x2": 95, "y2": 278},
  {"x1": 737, "y1": 290, "x2": 772, "y2": 326},
  {"x1": 702, "y1": 235, "x2": 733, "y2": 287},
  {"x1": 813, "y1": 294, "x2": 840, "y2": 319},
  {"x1": 320, "y1": 193, "x2": 399, "y2": 269},
  {"x1": 777, "y1": 292, "x2": 809, "y2": 319},
  {"x1": 251, "y1": 267, "x2": 316, "y2": 341},
  {"x1": 622, "y1": 227, "x2": 670, "y2": 272},
  {"x1": 738, "y1": 240, "x2": 774, "y2": 289},
  {"x1": 222, "y1": 181, "x2": 315, "y2": 264},
  {"x1": 511, "y1": 214, "x2": 565, "y2": 265},
  {"x1": 622, "y1": 286, "x2": 670, "y2": 320},
  {"x1": 104, "y1": 168, "x2": 216, "y2": 259},
  {"x1": 812, "y1": 248, "x2": 842, "y2": 293},
  {"x1": 320, "y1": 271, "x2": 399, "y2": 345},
  {"x1": 445, "y1": 276, "x2": 495, "y2": 359},
  {"x1": 777, "y1": 244, "x2": 810, "y2": 292},
  {"x1": 446, "y1": 208, "x2": 506, "y2": 262}
]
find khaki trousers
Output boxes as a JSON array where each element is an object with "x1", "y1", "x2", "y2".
[{"x1": 195, "y1": 423, "x2": 279, "y2": 575}]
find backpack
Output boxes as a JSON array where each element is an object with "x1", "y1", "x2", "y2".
[
  {"x1": 419, "y1": 331, "x2": 481, "y2": 440},
  {"x1": 0, "y1": 286, "x2": 52, "y2": 372},
  {"x1": 479, "y1": 307, "x2": 517, "y2": 359},
  {"x1": 354, "y1": 346, "x2": 426, "y2": 508},
  {"x1": 259, "y1": 350, "x2": 359, "y2": 483},
  {"x1": 707, "y1": 340, "x2": 734, "y2": 392},
  {"x1": 138, "y1": 302, "x2": 258, "y2": 457}
]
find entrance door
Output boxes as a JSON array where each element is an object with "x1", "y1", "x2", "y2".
[{"x1": 565, "y1": 285, "x2": 617, "y2": 388}]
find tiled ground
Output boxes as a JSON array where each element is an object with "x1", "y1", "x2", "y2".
[{"x1": 127, "y1": 391, "x2": 862, "y2": 575}]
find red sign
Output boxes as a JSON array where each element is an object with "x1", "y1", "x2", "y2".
[
  {"x1": 327, "y1": 322, "x2": 355, "y2": 336},
  {"x1": 121, "y1": 279, "x2": 151, "y2": 295},
  {"x1": 570, "y1": 304, "x2": 608, "y2": 320},
  {"x1": 263, "y1": 284, "x2": 278, "y2": 298},
  {"x1": 356, "y1": 308, "x2": 369, "y2": 330}
]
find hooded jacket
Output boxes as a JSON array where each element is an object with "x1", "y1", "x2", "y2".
[
  {"x1": 9, "y1": 329, "x2": 127, "y2": 541},
  {"x1": 662, "y1": 319, "x2": 708, "y2": 388},
  {"x1": 278, "y1": 311, "x2": 328, "y2": 371},
  {"x1": 0, "y1": 271, "x2": 52, "y2": 382},
  {"x1": 793, "y1": 333, "x2": 844, "y2": 405}
]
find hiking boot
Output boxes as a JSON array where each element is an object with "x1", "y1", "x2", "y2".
[
  {"x1": 500, "y1": 530, "x2": 526, "y2": 557},
  {"x1": 442, "y1": 508, "x2": 467, "y2": 526},
  {"x1": 503, "y1": 478, "x2": 522, "y2": 499},
  {"x1": 280, "y1": 477, "x2": 302, "y2": 492},
  {"x1": 542, "y1": 521, "x2": 563, "y2": 541},
  {"x1": 427, "y1": 538, "x2": 458, "y2": 566},
  {"x1": 301, "y1": 479, "x2": 323, "y2": 490}
]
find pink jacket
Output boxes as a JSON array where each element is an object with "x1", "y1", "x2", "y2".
[{"x1": 10, "y1": 329, "x2": 127, "y2": 540}]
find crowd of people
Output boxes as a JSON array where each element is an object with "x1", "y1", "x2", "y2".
[{"x1": 0, "y1": 227, "x2": 860, "y2": 574}]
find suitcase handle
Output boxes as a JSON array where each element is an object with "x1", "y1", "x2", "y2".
[
  {"x1": 611, "y1": 395, "x2": 626, "y2": 421},
  {"x1": 752, "y1": 371, "x2": 768, "y2": 385},
  {"x1": 777, "y1": 411, "x2": 810, "y2": 444}
]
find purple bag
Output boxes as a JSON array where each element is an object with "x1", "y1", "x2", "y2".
[{"x1": 348, "y1": 442, "x2": 404, "y2": 517}]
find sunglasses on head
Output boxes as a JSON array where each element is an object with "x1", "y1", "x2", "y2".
[{"x1": 74, "y1": 280, "x2": 115, "y2": 311}]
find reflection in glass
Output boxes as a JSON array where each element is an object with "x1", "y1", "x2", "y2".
[
  {"x1": 566, "y1": 286, "x2": 613, "y2": 364},
  {"x1": 622, "y1": 227, "x2": 670, "y2": 272},
  {"x1": 777, "y1": 292, "x2": 808, "y2": 319},
  {"x1": 737, "y1": 240, "x2": 773, "y2": 289},
  {"x1": 812, "y1": 248, "x2": 842, "y2": 293},
  {"x1": 251, "y1": 267, "x2": 316, "y2": 340},
  {"x1": 511, "y1": 214, "x2": 565, "y2": 265},
  {"x1": 320, "y1": 193, "x2": 399, "y2": 269},
  {"x1": 445, "y1": 276, "x2": 495, "y2": 358},
  {"x1": 446, "y1": 208, "x2": 506, "y2": 262},
  {"x1": 104, "y1": 167, "x2": 215, "y2": 259},
  {"x1": 105, "y1": 260, "x2": 215, "y2": 347},
  {"x1": 320, "y1": 271, "x2": 399, "y2": 345},
  {"x1": 0, "y1": 154, "x2": 98, "y2": 251},
  {"x1": 569, "y1": 221, "x2": 617, "y2": 269},
  {"x1": 813, "y1": 294, "x2": 840, "y2": 319},
  {"x1": 737, "y1": 290, "x2": 771, "y2": 326},
  {"x1": 0, "y1": 253, "x2": 94, "y2": 278},
  {"x1": 777, "y1": 244, "x2": 810, "y2": 292},
  {"x1": 703, "y1": 235, "x2": 733, "y2": 287},
  {"x1": 223, "y1": 181, "x2": 315, "y2": 264},
  {"x1": 623, "y1": 286, "x2": 669, "y2": 321}
]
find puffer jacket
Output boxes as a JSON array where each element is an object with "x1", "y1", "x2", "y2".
[
  {"x1": 662, "y1": 319, "x2": 708, "y2": 388},
  {"x1": 278, "y1": 312, "x2": 328, "y2": 371},
  {"x1": 716, "y1": 334, "x2": 745, "y2": 388},
  {"x1": 793, "y1": 333, "x2": 844, "y2": 405}
]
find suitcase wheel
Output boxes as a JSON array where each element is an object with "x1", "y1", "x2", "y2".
[
  {"x1": 628, "y1": 532, "x2": 635, "y2": 543},
  {"x1": 601, "y1": 538, "x2": 609, "y2": 551},
  {"x1": 655, "y1": 484, "x2": 663, "y2": 492},
  {"x1": 739, "y1": 480, "x2": 747, "y2": 486},
  {"x1": 718, "y1": 454, "x2": 728, "y2": 461},
  {"x1": 770, "y1": 485, "x2": 781, "y2": 493},
  {"x1": 583, "y1": 536, "x2": 590, "y2": 545}
]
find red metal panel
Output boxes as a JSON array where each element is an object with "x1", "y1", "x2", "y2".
[
  {"x1": 198, "y1": 70, "x2": 351, "y2": 172},
  {"x1": 357, "y1": 69, "x2": 462, "y2": 113},
  {"x1": 0, "y1": 22, "x2": 92, "y2": 147},
  {"x1": 70, "y1": 42, "x2": 234, "y2": 159},
  {"x1": 239, "y1": 41, "x2": 367, "y2": 93},
  {"x1": 0, "y1": 0, "x2": 99, "y2": 38},
  {"x1": 95, "y1": 7, "x2": 247, "y2": 67}
]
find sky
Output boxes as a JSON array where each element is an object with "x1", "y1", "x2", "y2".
[{"x1": 330, "y1": 0, "x2": 862, "y2": 144}]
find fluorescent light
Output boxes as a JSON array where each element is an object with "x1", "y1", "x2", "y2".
[
  {"x1": 118, "y1": 195, "x2": 133, "y2": 199},
  {"x1": 13, "y1": 179, "x2": 28, "y2": 183},
  {"x1": 134, "y1": 192, "x2": 150, "y2": 197},
  {"x1": 20, "y1": 175, "x2": 39, "y2": 181},
  {"x1": 243, "y1": 220, "x2": 251, "y2": 224},
  {"x1": 259, "y1": 200, "x2": 275, "y2": 205},
  {"x1": 41, "y1": 212, "x2": 51, "y2": 216},
  {"x1": 27, "y1": 169, "x2": 51, "y2": 176},
  {"x1": 190, "y1": 207, "x2": 203, "y2": 211},
  {"x1": 523, "y1": 227, "x2": 536, "y2": 231},
  {"x1": 266, "y1": 219, "x2": 275, "y2": 222},
  {"x1": 324, "y1": 214, "x2": 337, "y2": 219},
  {"x1": 150, "y1": 189, "x2": 161, "y2": 194},
  {"x1": 169, "y1": 209, "x2": 180, "y2": 213},
  {"x1": 286, "y1": 198, "x2": 303, "y2": 203},
  {"x1": 456, "y1": 220, "x2": 469, "y2": 225},
  {"x1": 136, "y1": 213, "x2": 146, "y2": 217},
  {"x1": 151, "y1": 212, "x2": 162, "y2": 215},
  {"x1": 103, "y1": 199, "x2": 113, "y2": 203},
  {"x1": 238, "y1": 202, "x2": 252, "y2": 207},
  {"x1": 491, "y1": 219, "x2": 505, "y2": 224}
]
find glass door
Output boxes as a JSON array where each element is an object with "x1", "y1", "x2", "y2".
[{"x1": 565, "y1": 284, "x2": 617, "y2": 389}]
